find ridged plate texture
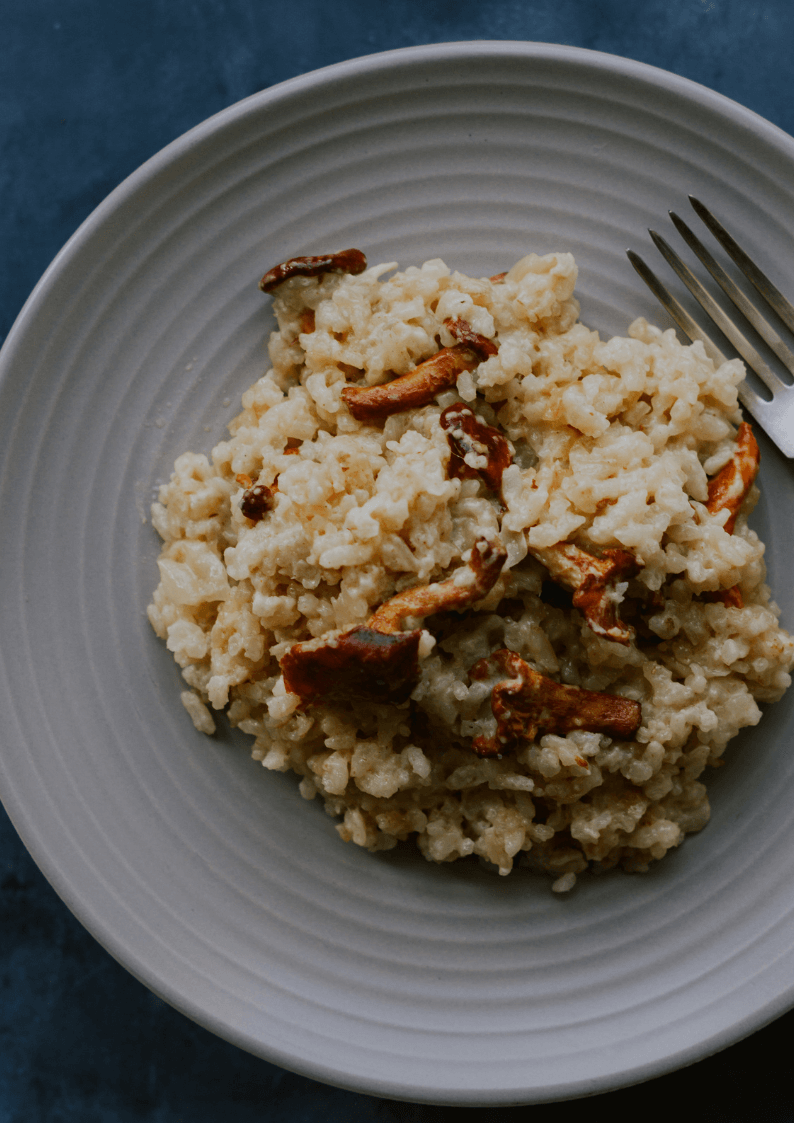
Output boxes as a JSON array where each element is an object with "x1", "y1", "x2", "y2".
[{"x1": 1, "y1": 42, "x2": 794, "y2": 1105}]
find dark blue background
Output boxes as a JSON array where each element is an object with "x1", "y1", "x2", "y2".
[{"x1": 3, "y1": 2, "x2": 794, "y2": 1119}]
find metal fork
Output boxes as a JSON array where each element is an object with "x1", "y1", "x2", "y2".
[{"x1": 627, "y1": 196, "x2": 794, "y2": 458}]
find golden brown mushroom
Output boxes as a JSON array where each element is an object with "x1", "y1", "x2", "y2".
[
  {"x1": 469, "y1": 649, "x2": 642, "y2": 757},
  {"x1": 367, "y1": 537, "x2": 507, "y2": 632},
  {"x1": 439, "y1": 403, "x2": 513, "y2": 494},
  {"x1": 259, "y1": 249, "x2": 367, "y2": 293},
  {"x1": 701, "y1": 585, "x2": 745, "y2": 609},
  {"x1": 703, "y1": 421, "x2": 760, "y2": 607},
  {"x1": 706, "y1": 421, "x2": 760, "y2": 534},
  {"x1": 529, "y1": 542, "x2": 639, "y2": 645},
  {"x1": 341, "y1": 318, "x2": 497, "y2": 422},
  {"x1": 279, "y1": 626, "x2": 424, "y2": 705},
  {"x1": 280, "y1": 537, "x2": 507, "y2": 703}
]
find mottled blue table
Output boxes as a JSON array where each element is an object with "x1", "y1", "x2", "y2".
[{"x1": 3, "y1": 2, "x2": 794, "y2": 1119}]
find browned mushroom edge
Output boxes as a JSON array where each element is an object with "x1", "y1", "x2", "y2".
[
  {"x1": 340, "y1": 318, "x2": 497, "y2": 422},
  {"x1": 706, "y1": 421, "x2": 759, "y2": 534},
  {"x1": 469, "y1": 648, "x2": 642, "y2": 758},
  {"x1": 259, "y1": 249, "x2": 367, "y2": 293},
  {"x1": 701, "y1": 421, "x2": 760, "y2": 607},
  {"x1": 528, "y1": 543, "x2": 640, "y2": 645},
  {"x1": 439, "y1": 403, "x2": 513, "y2": 494},
  {"x1": 278, "y1": 626, "x2": 424, "y2": 705},
  {"x1": 280, "y1": 537, "x2": 507, "y2": 704}
]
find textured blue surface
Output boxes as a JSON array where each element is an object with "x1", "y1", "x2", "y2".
[{"x1": 3, "y1": 1, "x2": 794, "y2": 1119}]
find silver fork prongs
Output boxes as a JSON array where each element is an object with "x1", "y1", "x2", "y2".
[{"x1": 628, "y1": 197, "x2": 794, "y2": 458}]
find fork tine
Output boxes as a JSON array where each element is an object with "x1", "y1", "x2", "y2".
[
  {"x1": 669, "y1": 210, "x2": 794, "y2": 380},
  {"x1": 689, "y1": 196, "x2": 794, "y2": 336},
  {"x1": 626, "y1": 248, "x2": 770, "y2": 422},
  {"x1": 626, "y1": 250, "x2": 728, "y2": 366},
  {"x1": 648, "y1": 228, "x2": 787, "y2": 395}
]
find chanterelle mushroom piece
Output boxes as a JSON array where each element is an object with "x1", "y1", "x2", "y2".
[
  {"x1": 259, "y1": 248, "x2": 367, "y2": 293},
  {"x1": 439, "y1": 403, "x2": 513, "y2": 494},
  {"x1": 368, "y1": 537, "x2": 508, "y2": 632},
  {"x1": 529, "y1": 542, "x2": 639, "y2": 645},
  {"x1": 280, "y1": 537, "x2": 507, "y2": 703},
  {"x1": 701, "y1": 421, "x2": 760, "y2": 608},
  {"x1": 278, "y1": 627, "x2": 424, "y2": 705},
  {"x1": 470, "y1": 649, "x2": 642, "y2": 757},
  {"x1": 341, "y1": 318, "x2": 497, "y2": 422},
  {"x1": 706, "y1": 421, "x2": 759, "y2": 535}
]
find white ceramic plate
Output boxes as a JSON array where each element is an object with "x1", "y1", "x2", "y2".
[{"x1": 2, "y1": 42, "x2": 794, "y2": 1106}]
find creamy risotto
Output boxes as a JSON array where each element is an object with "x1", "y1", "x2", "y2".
[{"x1": 147, "y1": 247, "x2": 794, "y2": 891}]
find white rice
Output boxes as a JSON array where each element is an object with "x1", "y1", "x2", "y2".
[{"x1": 147, "y1": 250, "x2": 794, "y2": 890}]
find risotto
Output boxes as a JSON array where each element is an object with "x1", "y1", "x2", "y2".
[{"x1": 147, "y1": 247, "x2": 794, "y2": 891}]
